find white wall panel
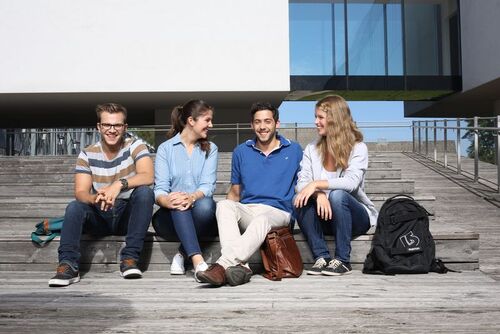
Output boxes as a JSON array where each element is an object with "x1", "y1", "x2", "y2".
[
  {"x1": 0, "y1": 0, "x2": 290, "y2": 93},
  {"x1": 460, "y1": 0, "x2": 500, "y2": 91}
]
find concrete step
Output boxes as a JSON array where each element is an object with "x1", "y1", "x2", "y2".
[
  {"x1": 0, "y1": 223, "x2": 478, "y2": 272},
  {"x1": 0, "y1": 168, "x2": 402, "y2": 182}
]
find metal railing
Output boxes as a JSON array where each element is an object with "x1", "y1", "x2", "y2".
[
  {"x1": 412, "y1": 116, "x2": 500, "y2": 193},
  {"x1": 1, "y1": 128, "x2": 154, "y2": 156},
  {"x1": 1, "y1": 118, "x2": 498, "y2": 193}
]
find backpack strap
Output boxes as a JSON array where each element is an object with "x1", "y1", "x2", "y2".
[
  {"x1": 385, "y1": 194, "x2": 414, "y2": 202},
  {"x1": 430, "y1": 259, "x2": 461, "y2": 274},
  {"x1": 387, "y1": 211, "x2": 429, "y2": 224}
]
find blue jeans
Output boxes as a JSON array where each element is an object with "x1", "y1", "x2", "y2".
[
  {"x1": 152, "y1": 197, "x2": 217, "y2": 258},
  {"x1": 296, "y1": 190, "x2": 370, "y2": 263},
  {"x1": 58, "y1": 186, "x2": 154, "y2": 269}
]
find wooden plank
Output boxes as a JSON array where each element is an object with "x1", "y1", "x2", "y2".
[
  {"x1": 0, "y1": 168, "x2": 403, "y2": 182},
  {"x1": 0, "y1": 235, "x2": 479, "y2": 270},
  {"x1": 0, "y1": 179, "x2": 416, "y2": 196},
  {"x1": 0, "y1": 271, "x2": 499, "y2": 333},
  {"x1": 0, "y1": 197, "x2": 437, "y2": 219}
]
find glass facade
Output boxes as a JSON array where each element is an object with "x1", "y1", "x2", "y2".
[
  {"x1": 290, "y1": 2, "x2": 334, "y2": 75},
  {"x1": 347, "y1": 1, "x2": 386, "y2": 75},
  {"x1": 290, "y1": 0, "x2": 460, "y2": 82}
]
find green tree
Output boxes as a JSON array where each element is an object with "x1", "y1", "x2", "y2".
[
  {"x1": 462, "y1": 119, "x2": 496, "y2": 164},
  {"x1": 128, "y1": 129, "x2": 156, "y2": 151}
]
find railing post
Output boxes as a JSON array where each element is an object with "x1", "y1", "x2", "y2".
[
  {"x1": 30, "y1": 129, "x2": 36, "y2": 156},
  {"x1": 294, "y1": 122, "x2": 298, "y2": 142},
  {"x1": 6, "y1": 129, "x2": 14, "y2": 156},
  {"x1": 456, "y1": 118, "x2": 461, "y2": 174},
  {"x1": 433, "y1": 120, "x2": 437, "y2": 162},
  {"x1": 418, "y1": 121, "x2": 422, "y2": 154},
  {"x1": 236, "y1": 123, "x2": 240, "y2": 146},
  {"x1": 474, "y1": 116, "x2": 479, "y2": 182},
  {"x1": 497, "y1": 115, "x2": 500, "y2": 193},
  {"x1": 412, "y1": 121, "x2": 416, "y2": 153},
  {"x1": 444, "y1": 119, "x2": 448, "y2": 168},
  {"x1": 50, "y1": 129, "x2": 56, "y2": 155},
  {"x1": 425, "y1": 121, "x2": 429, "y2": 156}
]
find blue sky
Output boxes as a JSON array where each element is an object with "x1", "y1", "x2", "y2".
[
  {"x1": 278, "y1": 100, "x2": 470, "y2": 156},
  {"x1": 278, "y1": 100, "x2": 411, "y2": 142}
]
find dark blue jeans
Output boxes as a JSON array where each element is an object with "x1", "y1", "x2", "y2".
[
  {"x1": 296, "y1": 190, "x2": 370, "y2": 263},
  {"x1": 152, "y1": 197, "x2": 217, "y2": 258},
  {"x1": 58, "y1": 186, "x2": 154, "y2": 269}
]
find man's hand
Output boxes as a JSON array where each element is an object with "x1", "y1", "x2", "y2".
[
  {"x1": 95, "y1": 181, "x2": 122, "y2": 211},
  {"x1": 294, "y1": 181, "x2": 318, "y2": 208},
  {"x1": 226, "y1": 184, "x2": 241, "y2": 202}
]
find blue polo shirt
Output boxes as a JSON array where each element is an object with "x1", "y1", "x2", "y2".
[{"x1": 231, "y1": 134, "x2": 303, "y2": 214}]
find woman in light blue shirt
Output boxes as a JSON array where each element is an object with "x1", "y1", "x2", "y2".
[
  {"x1": 153, "y1": 100, "x2": 218, "y2": 280},
  {"x1": 294, "y1": 95, "x2": 378, "y2": 276}
]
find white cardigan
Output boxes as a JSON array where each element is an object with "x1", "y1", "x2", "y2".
[{"x1": 296, "y1": 141, "x2": 378, "y2": 227}]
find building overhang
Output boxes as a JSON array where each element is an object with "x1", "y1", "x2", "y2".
[
  {"x1": 0, "y1": 91, "x2": 289, "y2": 128},
  {"x1": 404, "y1": 77, "x2": 500, "y2": 118}
]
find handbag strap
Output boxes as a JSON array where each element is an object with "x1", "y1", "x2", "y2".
[{"x1": 268, "y1": 233, "x2": 283, "y2": 281}]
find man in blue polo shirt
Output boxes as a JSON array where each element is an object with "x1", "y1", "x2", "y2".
[{"x1": 196, "y1": 102, "x2": 303, "y2": 286}]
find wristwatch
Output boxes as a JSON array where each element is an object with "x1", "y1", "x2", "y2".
[{"x1": 119, "y1": 178, "x2": 128, "y2": 191}]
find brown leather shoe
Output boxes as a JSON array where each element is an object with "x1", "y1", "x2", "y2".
[
  {"x1": 225, "y1": 264, "x2": 252, "y2": 286},
  {"x1": 195, "y1": 263, "x2": 226, "y2": 286}
]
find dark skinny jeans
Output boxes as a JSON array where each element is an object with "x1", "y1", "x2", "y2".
[
  {"x1": 152, "y1": 197, "x2": 217, "y2": 258},
  {"x1": 58, "y1": 186, "x2": 154, "y2": 269}
]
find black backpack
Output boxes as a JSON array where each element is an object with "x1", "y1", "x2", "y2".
[{"x1": 363, "y1": 195, "x2": 451, "y2": 274}]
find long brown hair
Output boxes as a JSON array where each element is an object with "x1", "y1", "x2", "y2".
[
  {"x1": 167, "y1": 100, "x2": 213, "y2": 156},
  {"x1": 315, "y1": 95, "x2": 363, "y2": 170}
]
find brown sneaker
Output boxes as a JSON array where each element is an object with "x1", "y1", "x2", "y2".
[
  {"x1": 225, "y1": 264, "x2": 252, "y2": 286},
  {"x1": 195, "y1": 263, "x2": 226, "y2": 286}
]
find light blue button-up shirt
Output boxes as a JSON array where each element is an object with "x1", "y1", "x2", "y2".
[{"x1": 154, "y1": 133, "x2": 218, "y2": 200}]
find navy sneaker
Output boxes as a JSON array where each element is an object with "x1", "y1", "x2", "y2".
[
  {"x1": 120, "y1": 258, "x2": 142, "y2": 279},
  {"x1": 307, "y1": 257, "x2": 329, "y2": 275},
  {"x1": 48, "y1": 263, "x2": 80, "y2": 287},
  {"x1": 321, "y1": 259, "x2": 352, "y2": 276}
]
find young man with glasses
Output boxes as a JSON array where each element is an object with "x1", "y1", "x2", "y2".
[{"x1": 49, "y1": 103, "x2": 154, "y2": 287}]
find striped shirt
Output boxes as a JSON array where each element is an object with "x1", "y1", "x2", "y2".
[{"x1": 75, "y1": 137, "x2": 151, "y2": 199}]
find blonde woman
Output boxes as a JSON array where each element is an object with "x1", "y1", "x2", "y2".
[{"x1": 294, "y1": 95, "x2": 378, "y2": 276}]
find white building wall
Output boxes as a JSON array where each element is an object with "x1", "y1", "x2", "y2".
[
  {"x1": 460, "y1": 0, "x2": 500, "y2": 91},
  {"x1": 0, "y1": 0, "x2": 290, "y2": 93}
]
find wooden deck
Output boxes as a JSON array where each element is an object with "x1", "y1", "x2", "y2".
[
  {"x1": 0, "y1": 152, "x2": 499, "y2": 333},
  {"x1": 1, "y1": 271, "x2": 500, "y2": 333}
]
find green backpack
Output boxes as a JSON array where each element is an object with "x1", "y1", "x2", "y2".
[{"x1": 31, "y1": 217, "x2": 64, "y2": 246}]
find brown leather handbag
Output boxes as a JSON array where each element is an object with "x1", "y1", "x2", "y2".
[{"x1": 260, "y1": 226, "x2": 303, "y2": 281}]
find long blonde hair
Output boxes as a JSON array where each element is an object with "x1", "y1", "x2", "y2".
[{"x1": 315, "y1": 95, "x2": 363, "y2": 170}]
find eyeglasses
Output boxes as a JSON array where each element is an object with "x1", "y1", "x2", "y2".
[{"x1": 99, "y1": 123, "x2": 125, "y2": 130}]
